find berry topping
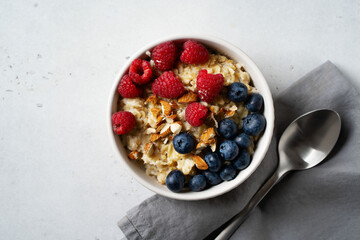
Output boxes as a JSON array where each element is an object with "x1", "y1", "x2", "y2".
[
  {"x1": 196, "y1": 69, "x2": 224, "y2": 103},
  {"x1": 188, "y1": 174, "x2": 207, "y2": 192},
  {"x1": 112, "y1": 111, "x2": 136, "y2": 135},
  {"x1": 227, "y1": 82, "x2": 248, "y2": 102},
  {"x1": 129, "y1": 59, "x2": 152, "y2": 85},
  {"x1": 173, "y1": 132, "x2": 196, "y2": 154},
  {"x1": 166, "y1": 170, "x2": 185, "y2": 192},
  {"x1": 218, "y1": 118, "x2": 239, "y2": 139},
  {"x1": 180, "y1": 40, "x2": 209, "y2": 64},
  {"x1": 152, "y1": 41, "x2": 178, "y2": 71},
  {"x1": 185, "y1": 102, "x2": 209, "y2": 127},
  {"x1": 152, "y1": 71, "x2": 185, "y2": 98},
  {"x1": 202, "y1": 171, "x2": 223, "y2": 186},
  {"x1": 219, "y1": 140, "x2": 239, "y2": 161},
  {"x1": 219, "y1": 165, "x2": 237, "y2": 181},
  {"x1": 234, "y1": 133, "x2": 251, "y2": 148},
  {"x1": 243, "y1": 113, "x2": 266, "y2": 136},
  {"x1": 204, "y1": 152, "x2": 222, "y2": 172},
  {"x1": 246, "y1": 93, "x2": 264, "y2": 112},
  {"x1": 232, "y1": 149, "x2": 251, "y2": 170},
  {"x1": 117, "y1": 74, "x2": 143, "y2": 98}
]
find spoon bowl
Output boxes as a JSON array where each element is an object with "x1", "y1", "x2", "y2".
[{"x1": 278, "y1": 109, "x2": 341, "y2": 172}]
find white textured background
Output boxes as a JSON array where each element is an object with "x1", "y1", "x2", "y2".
[{"x1": 0, "y1": 0, "x2": 359, "y2": 239}]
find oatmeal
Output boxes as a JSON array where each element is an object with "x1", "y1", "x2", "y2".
[{"x1": 118, "y1": 53, "x2": 258, "y2": 184}]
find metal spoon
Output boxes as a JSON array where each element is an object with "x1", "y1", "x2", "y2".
[{"x1": 214, "y1": 109, "x2": 341, "y2": 240}]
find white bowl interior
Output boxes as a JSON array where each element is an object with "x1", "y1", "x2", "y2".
[{"x1": 108, "y1": 35, "x2": 274, "y2": 201}]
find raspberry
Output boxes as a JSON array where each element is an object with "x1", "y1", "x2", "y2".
[
  {"x1": 196, "y1": 69, "x2": 224, "y2": 103},
  {"x1": 152, "y1": 41, "x2": 178, "y2": 71},
  {"x1": 112, "y1": 111, "x2": 135, "y2": 135},
  {"x1": 180, "y1": 40, "x2": 209, "y2": 64},
  {"x1": 152, "y1": 71, "x2": 185, "y2": 98},
  {"x1": 117, "y1": 74, "x2": 143, "y2": 98},
  {"x1": 185, "y1": 102, "x2": 209, "y2": 127},
  {"x1": 129, "y1": 59, "x2": 152, "y2": 85}
]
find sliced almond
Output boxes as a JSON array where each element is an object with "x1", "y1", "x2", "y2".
[
  {"x1": 150, "y1": 133, "x2": 161, "y2": 142},
  {"x1": 170, "y1": 121, "x2": 182, "y2": 134},
  {"x1": 166, "y1": 114, "x2": 177, "y2": 123},
  {"x1": 209, "y1": 105, "x2": 220, "y2": 115},
  {"x1": 145, "y1": 95, "x2": 158, "y2": 105},
  {"x1": 178, "y1": 91, "x2": 198, "y2": 103},
  {"x1": 160, "y1": 125, "x2": 172, "y2": 138},
  {"x1": 196, "y1": 141, "x2": 207, "y2": 150},
  {"x1": 145, "y1": 128, "x2": 156, "y2": 134},
  {"x1": 171, "y1": 100, "x2": 179, "y2": 109},
  {"x1": 128, "y1": 151, "x2": 139, "y2": 160},
  {"x1": 200, "y1": 127, "x2": 216, "y2": 143},
  {"x1": 156, "y1": 115, "x2": 164, "y2": 126},
  {"x1": 160, "y1": 100, "x2": 172, "y2": 116},
  {"x1": 210, "y1": 139, "x2": 217, "y2": 152},
  {"x1": 225, "y1": 110, "x2": 235, "y2": 117},
  {"x1": 144, "y1": 142, "x2": 154, "y2": 156},
  {"x1": 156, "y1": 123, "x2": 166, "y2": 133},
  {"x1": 151, "y1": 107, "x2": 161, "y2": 118},
  {"x1": 192, "y1": 155, "x2": 208, "y2": 170}
]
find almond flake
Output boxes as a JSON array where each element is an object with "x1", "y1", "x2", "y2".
[
  {"x1": 200, "y1": 127, "x2": 216, "y2": 143},
  {"x1": 225, "y1": 110, "x2": 235, "y2": 117},
  {"x1": 210, "y1": 105, "x2": 220, "y2": 115},
  {"x1": 210, "y1": 140, "x2": 217, "y2": 152},
  {"x1": 160, "y1": 125, "x2": 172, "y2": 138},
  {"x1": 145, "y1": 95, "x2": 158, "y2": 105},
  {"x1": 192, "y1": 155, "x2": 208, "y2": 170},
  {"x1": 170, "y1": 122, "x2": 182, "y2": 134},
  {"x1": 144, "y1": 142, "x2": 154, "y2": 156},
  {"x1": 196, "y1": 141, "x2": 207, "y2": 150},
  {"x1": 160, "y1": 100, "x2": 172, "y2": 116},
  {"x1": 156, "y1": 123, "x2": 166, "y2": 133},
  {"x1": 166, "y1": 114, "x2": 177, "y2": 123},
  {"x1": 145, "y1": 128, "x2": 156, "y2": 134},
  {"x1": 128, "y1": 151, "x2": 139, "y2": 160},
  {"x1": 178, "y1": 91, "x2": 198, "y2": 103},
  {"x1": 150, "y1": 133, "x2": 161, "y2": 142},
  {"x1": 151, "y1": 107, "x2": 161, "y2": 118},
  {"x1": 171, "y1": 100, "x2": 179, "y2": 109},
  {"x1": 156, "y1": 115, "x2": 164, "y2": 126}
]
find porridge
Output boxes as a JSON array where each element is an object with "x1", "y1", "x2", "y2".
[{"x1": 112, "y1": 40, "x2": 265, "y2": 192}]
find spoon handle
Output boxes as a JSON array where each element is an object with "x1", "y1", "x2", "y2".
[{"x1": 214, "y1": 169, "x2": 288, "y2": 240}]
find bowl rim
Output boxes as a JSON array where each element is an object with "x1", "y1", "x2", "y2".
[{"x1": 107, "y1": 34, "x2": 275, "y2": 200}]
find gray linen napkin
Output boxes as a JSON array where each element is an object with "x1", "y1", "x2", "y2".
[{"x1": 119, "y1": 61, "x2": 360, "y2": 240}]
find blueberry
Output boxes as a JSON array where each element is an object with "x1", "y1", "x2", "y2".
[
  {"x1": 227, "y1": 82, "x2": 248, "y2": 102},
  {"x1": 246, "y1": 93, "x2": 263, "y2": 112},
  {"x1": 219, "y1": 140, "x2": 239, "y2": 161},
  {"x1": 233, "y1": 149, "x2": 251, "y2": 170},
  {"x1": 165, "y1": 170, "x2": 185, "y2": 192},
  {"x1": 219, "y1": 165, "x2": 237, "y2": 181},
  {"x1": 234, "y1": 133, "x2": 251, "y2": 148},
  {"x1": 173, "y1": 132, "x2": 196, "y2": 154},
  {"x1": 188, "y1": 174, "x2": 207, "y2": 192},
  {"x1": 202, "y1": 171, "x2": 223, "y2": 186},
  {"x1": 243, "y1": 113, "x2": 266, "y2": 136},
  {"x1": 218, "y1": 118, "x2": 238, "y2": 139},
  {"x1": 204, "y1": 152, "x2": 222, "y2": 172}
]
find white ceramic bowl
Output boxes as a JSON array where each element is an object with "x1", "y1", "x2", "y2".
[{"x1": 108, "y1": 35, "x2": 274, "y2": 201}]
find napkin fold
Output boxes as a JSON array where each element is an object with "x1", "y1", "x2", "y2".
[{"x1": 119, "y1": 61, "x2": 360, "y2": 240}]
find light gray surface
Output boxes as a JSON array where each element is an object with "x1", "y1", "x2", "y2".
[
  {"x1": 119, "y1": 62, "x2": 360, "y2": 240},
  {"x1": 0, "y1": 1, "x2": 359, "y2": 239}
]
